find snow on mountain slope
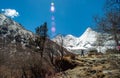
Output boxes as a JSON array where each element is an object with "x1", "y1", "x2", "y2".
[
  {"x1": 53, "y1": 27, "x2": 116, "y2": 53},
  {"x1": 78, "y1": 27, "x2": 97, "y2": 46},
  {"x1": 53, "y1": 27, "x2": 98, "y2": 49}
]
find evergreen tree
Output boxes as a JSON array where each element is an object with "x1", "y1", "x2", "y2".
[{"x1": 35, "y1": 22, "x2": 48, "y2": 58}]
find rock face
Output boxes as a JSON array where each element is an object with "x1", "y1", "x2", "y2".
[
  {"x1": 0, "y1": 14, "x2": 34, "y2": 44},
  {"x1": 0, "y1": 14, "x2": 33, "y2": 36}
]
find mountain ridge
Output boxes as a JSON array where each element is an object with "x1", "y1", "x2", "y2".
[{"x1": 0, "y1": 13, "x2": 72, "y2": 55}]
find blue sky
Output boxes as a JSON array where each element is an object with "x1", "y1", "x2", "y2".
[{"x1": 0, "y1": 0, "x2": 105, "y2": 37}]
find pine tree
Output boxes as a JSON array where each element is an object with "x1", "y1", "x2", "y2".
[{"x1": 35, "y1": 22, "x2": 48, "y2": 58}]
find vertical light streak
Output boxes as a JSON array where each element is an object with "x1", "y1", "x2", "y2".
[{"x1": 50, "y1": 1, "x2": 56, "y2": 35}]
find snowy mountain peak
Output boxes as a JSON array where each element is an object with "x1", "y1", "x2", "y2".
[
  {"x1": 65, "y1": 34, "x2": 75, "y2": 38},
  {"x1": 85, "y1": 27, "x2": 93, "y2": 32},
  {"x1": 65, "y1": 34, "x2": 77, "y2": 40},
  {"x1": 79, "y1": 27, "x2": 97, "y2": 42}
]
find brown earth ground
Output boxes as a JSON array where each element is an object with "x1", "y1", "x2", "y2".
[{"x1": 54, "y1": 53, "x2": 120, "y2": 78}]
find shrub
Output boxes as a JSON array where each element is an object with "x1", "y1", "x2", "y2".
[
  {"x1": 106, "y1": 49, "x2": 119, "y2": 54},
  {"x1": 54, "y1": 55, "x2": 77, "y2": 72}
]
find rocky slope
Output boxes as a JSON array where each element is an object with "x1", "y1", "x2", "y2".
[
  {"x1": 0, "y1": 13, "x2": 71, "y2": 55},
  {"x1": 0, "y1": 14, "x2": 73, "y2": 78},
  {"x1": 0, "y1": 14, "x2": 33, "y2": 38},
  {"x1": 54, "y1": 53, "x2": 120, "y2": 78}
]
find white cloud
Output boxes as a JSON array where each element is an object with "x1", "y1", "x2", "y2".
[{"x1": 1, "y1": 9, "x2": 19, "y2": 18}]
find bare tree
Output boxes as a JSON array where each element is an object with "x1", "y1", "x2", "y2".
[
  {"x1": 94, "y1": 0, "x2": 120, "y2": 47},
  {"x1": 48, "y1": 48, "x2": 54, "y2": 65},
  {"x1": 56, "y1": 34, "x2": 64, "y2": 59},
  {"x1": 95, "y1": 33, "x2": 106, "y2": 52}
]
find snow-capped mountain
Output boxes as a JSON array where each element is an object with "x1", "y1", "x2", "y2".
[
  {"x1": 53, "y1": 28, "x2": 97, "y2": 53},
  {"x1": 53, "y1": 28, "x2": 97, "y2": 47},
  {"x1": 53, "y1": 27, "x2": 116, "y2": 53}
]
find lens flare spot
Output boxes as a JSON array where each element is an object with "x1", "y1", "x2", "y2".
[
  {"x1": 51, "y1": 6, "x2": 55, "y2": 12},
  {"x1": 51, "y1": 2, "x2": 54, "y2": 6},
  {"x1": 51, "y1": 26, "x2": 56, "y2": 33},
  {"x1": 51, "y1": 16, "x2": 55, "y2": 20},
  {"x1": 51, "y1": 21, "x2": 55, "y2": 26}
]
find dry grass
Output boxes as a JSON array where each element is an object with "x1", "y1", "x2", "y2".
[{"x1": 58, "y1": 53, "x2": 120, "y2": 78}]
